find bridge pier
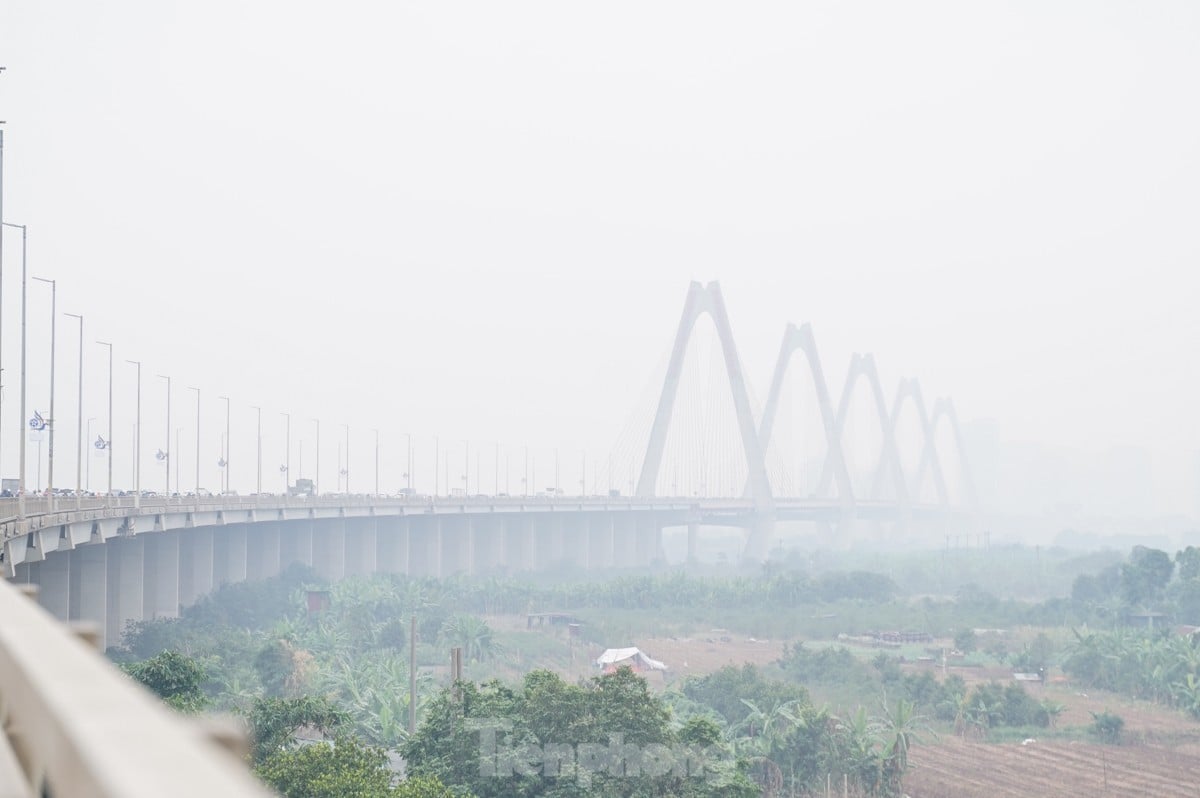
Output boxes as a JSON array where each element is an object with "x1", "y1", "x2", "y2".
[
  {"x1": 103, "y1": 538, "x2": 145, "y2": 647},
  {"x1": 312, "y1": 520, "x2": 346, "y2": 583},
  {"x1": 406, "y1": 516, "x2": 437, "y2": 577},
  {"x1": 587, "y1": 514, "x2": 614, "y2": 570},
  {"x1": 634, "y1": 512, "x2": 660, "y2": 566},
  {"x1": 180, "y1": 527, "x2": 215, "y2": 607},
  {"x1": 247, "y1": 523, "x2": 282, "y2": 581},
  {"x1": 439, "y1": 516, "x2": 472, "y2": 577},
  {"x1": 686, "y1": 521, "x2": 698, "y2": 562},
  {"x1": 143, "y1": 531, "x2": 181, "y2": 621},
  {"x1": 69, "y1": 545, "x2": 108, "y2": 648},
  {"x1": 469, "y1": 515, "x2": 503, "y2": 574},
  {"x1": 33, "y1": 554, "x2": 71, "y2": 621},
  {"x1": 612, "y1": 515, "x2": 636, "y2": 568},
  {"x1": 375, "y1": 516, "x2": 408, "y2": 574},
  {"x1": 214, "y1": 524, "x2": 248, "y2": 587},
  {"x1": 344, "y1": 518, "x2": 377, "y2": 577},
  {"x1": 279, "y1": 519, "x2": 314, "y2": 570}
]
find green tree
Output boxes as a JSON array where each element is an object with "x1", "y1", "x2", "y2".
[
  {"x1": 1089, "y1": 710, "x2": 1124, "y2": 744},
  {"x1": 1177, "y1": 546, "x2": 1200, "y2": 581},
  {"x1": 1120, "y1": 546, "x2": 1174, "y2": 608},
  {"x1": 953, "y1": 628, "x2": 978, "y2": 654},
  {"x1": 255, "y1": 735, "x2": 396, "y2": 798},
  {"x1": 123, "y1": 650, "x2": 208, "y2": 712},
  {"x1": 246, "y1": 696, "x2": 349, "y2": 764}
]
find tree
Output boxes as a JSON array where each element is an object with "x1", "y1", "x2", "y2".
[
  {"x1": 123, "y1": 650, "x2": 208, "y2": 712},
  {"x1": 246, "y1": 696, "x2": 349, "y2": 764},
  {"x1": 1089, "y1": 710, "x2": 1124, "y2": 744},
  {"x1": 1120, "y1": 546, "x2": 1173, "y2": 608},
  {"x1": 1177, "y1": 546, "x2": 1200, "y2": 582},
  {"x1": 953, "y1": 628, "x2": 977, "y2": 655},
  {"x1": 393, "y1": 776, "x2": 457, "y2": 797},
  {"x1": 255, "y1": 736, "x2": 396, "y2": 798}
]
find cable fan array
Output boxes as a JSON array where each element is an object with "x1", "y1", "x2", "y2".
[{"x1": 607, "y1": 282, "x2": 977, "y2": 514}]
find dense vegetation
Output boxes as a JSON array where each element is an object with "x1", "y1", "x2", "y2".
[{"x1": 109, "y1": 541, "x2": 1200, "y2": 796}]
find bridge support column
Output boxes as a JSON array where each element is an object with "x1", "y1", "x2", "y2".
[
  {"x1": 439, "y1": 517, "x2": 472, "y2": 577},
  {"x1": 686, "y1": 522, "x2": 699, "y2": 562},
  {"x1": 180, "y1": 527, "x2": 215, "y2": 607},
  {"x1": 247, "y1": 523, "x2": 282, "y2": 582},
  {"x1": 613, "y1": 515, "x2": 637, "y2": 568},
  {"x1": 214, "y1": 524, "x2": 248, "y2": 586},
  {"x1": 634, "y1": 512, "x2": 658, "y2": 566},
  {"x1": 531, "y1": 516, "x2": 556, "y2": 570},
  {"x1": 33, "y1": 552, "x2": 71, "y2": 621},
  {"x1": 376, "y1": 516, "x2": 408, "y2": 574},
  {"x1": 407, "y1": 516, "x2": 437, "y2": 577},
  {"x1": 104, "y1": 538, "x2": 145, "y2": 646},
  {"x1": 517, "y1": 515, "x2": 536, "y2": 571},
  {"x1": 69, "y1": 545, "x2": 108, "y2": 648},
  {"x1": 143, "y1": 531, "x2": 181, "y2": 620},
  {"x1": 587, "y1": 514, "x2": 614, "y2": 570},
  {"x1": 312, "y1": 520, "x2": 346, "y2": 583},
  {"x1": 743, "y1": 515, "x2": 775, "y2": 562},
  {"x1": 561, "y1": 515, "x2": 586, "y2": 569},
  {"x1": 280, "y1": 520, "x2": 314, "y2": 570},
  {"x1": 344, "y1": 518, "x2": 377, "y2": 577}
]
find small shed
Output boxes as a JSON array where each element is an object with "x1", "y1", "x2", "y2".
[{"x1": 596, "y1": 647, "x2": 667, "y2": 674}]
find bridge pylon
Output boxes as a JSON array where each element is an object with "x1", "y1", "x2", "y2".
[{"x1": 635, "y1": 281, "x2": 775, "y2": 560}]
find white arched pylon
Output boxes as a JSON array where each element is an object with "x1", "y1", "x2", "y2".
[
  {"x1": 818, "y1": 353, "x2": 908, "y2": 506},
  {"x1": 872, "y1": 378, "x2": 948, "y2": 508},
  {"x1": 636, "y1": 281, "x2": 775, "y2": 556},
  {"x1": 916, "y1": 397, "x2": 979, "y2": 512},
  {"x1": 750, "y1": 323, "x2": 853, "y2": 504}
]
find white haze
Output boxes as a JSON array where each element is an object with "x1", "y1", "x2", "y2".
[{"x1": 0, "y1": 2, "x2": 1197, "y2": 524}]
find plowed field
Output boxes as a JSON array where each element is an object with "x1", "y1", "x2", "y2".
[{"x1": 906, "y1": 738, "x2": 1200, "y2": 798}]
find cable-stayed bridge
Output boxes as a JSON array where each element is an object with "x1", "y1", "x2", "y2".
[
  {"x1": 3, "y1": 279, "x2": 977, "y2": 642},
  {"x1": 0, "y1": 279, "x2": 977, "y2": 796}
]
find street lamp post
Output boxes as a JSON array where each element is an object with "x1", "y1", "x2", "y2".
[
  {"x1": 97, "y1": 341, "x2": 112, "y2": 495},
  {"x1": 251, "y1": 405, "x2": 262, "y2": 495},
  {"x1": 126, "y1": 359, "x2": 141, "y2": 508},
  {"x1": 86, "y1": 417, "x2": 95, "y2": 492},
  {"x1": 280, "y1": 412, "x2": 290, "y2": 494},
  {"x1": 218, "y1": 396, "x2": 230, "y2": 494},
  {"x1": 373, "y1": 428, "x2": 379, "y2": 497},
  {"x1": 3, "y1": 222, "x2": 27, "y2": 516},
  {"x1": 32, "y1": 276, "x2": 56, "y2": 507},
  {"x1": 312, "y1": 418, "x2": 320, "y2": 496},
  {"x1": 187, "y1": 387, "x2": 199, "y2": 497},
  {"x1": 64, "y1": 312, "x2": 83, "y2": 508},
  {"x1": 344, "y1": 423, "x2": 350, "y2": 494},
  {"x1": 157, "y1": 374, "x2": 170, "y2": 498},
  {"x1": 406, "y1": 432, "x2": 412, "y2": 492}
]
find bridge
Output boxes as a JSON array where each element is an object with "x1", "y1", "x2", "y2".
[
  {"x1": 0, "y1": 278, "x2": 977, "y2": 795},
  {"x1": 2, "y1": 281, "x2": 978, "y2": 651}
]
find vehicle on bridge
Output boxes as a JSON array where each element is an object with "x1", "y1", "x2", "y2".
[{"x1": 287, "y1": 478, "x2": 315, "y2": 497}]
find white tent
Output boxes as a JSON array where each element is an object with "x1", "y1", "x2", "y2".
[{"x1": 596, "y1": 647, "x2": 667, "y2": 672}]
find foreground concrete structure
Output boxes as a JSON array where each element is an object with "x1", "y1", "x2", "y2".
[{"x1": 0, "y1": 577, "x2": 275, "y2": 798}]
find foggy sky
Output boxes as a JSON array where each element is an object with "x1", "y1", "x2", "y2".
[{"x1": 1, "y1": 2, "x2": 1197, "y2": 514}]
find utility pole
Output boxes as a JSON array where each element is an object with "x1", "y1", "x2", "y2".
[
  {"x1": 158, "y1": 374, "x2": 170, "y2": 498},
  {"x1": 188, "y1": 387, "x2": 199, "y2": 496},
  {"x1": 219, "y1": 395, "x2": 230, "y2": 494},
  {"x1": 33, "y1": 276, "x2": 56, "y2": 507},
  {"x1": 408, "y1": 615, "x2": 417, "y2": 734},
  {"x1": 126, "y1": 359, "x2": 141, "y2": 508},
  {"x1": 252, "y1": 405, "x2": 261, "y2": 495},
  {"x1": 64, "y1": 312, "x2": 83, "y2": 508},
  {"x1": 97, "y1": 341, "x2": 112, "y2": 495}
]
